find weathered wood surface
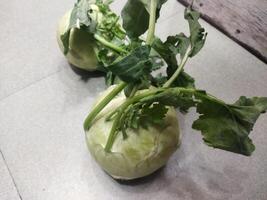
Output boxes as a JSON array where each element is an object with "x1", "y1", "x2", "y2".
[{"x1": 177, "y1": 0, "x2": 267, "y2": 64}]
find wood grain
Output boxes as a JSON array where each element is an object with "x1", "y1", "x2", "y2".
[{"x1": 177, "y1": 0, "x2": 267, "y2": 64}]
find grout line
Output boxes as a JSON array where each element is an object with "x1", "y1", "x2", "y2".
[
  {"x1": 0, "y1": 68, "x2": 64, "y2": 102},
  {"x1": 0, "y1": 149, "x2": 23, "y2": 200}
]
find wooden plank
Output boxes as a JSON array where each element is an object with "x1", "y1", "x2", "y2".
[{"x1": 177, "y1": 0, "x2": 267, "y2": 64}]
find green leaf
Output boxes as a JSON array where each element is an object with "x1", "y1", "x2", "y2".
[
  {"x1": 165, "y1": 33, "x2": 190, "y2": 59},
  {"x1": 140, "y1": 103, "x2": 168, "y2": 127},
  {"x1": 152, "y1": 37, "x2": 195, "y2": 88},
  {"x1": 108, "y1": 45, "x2": 152, "y2": 83},
  {"x1": 71, "y1": 0, "x2": 92, "y2": 27},
  {"x1": 152, "y1": 37, "x2": 178, "y2": 68},
  {"x1": 60, "y1": 31, "x2": 71, "y2": 55},
  {"x1": 121, "y1": 102, "x2": 169, "y2": 131},
  {"x1": 151, "y1": 37, "x2": 177, "y2": 86},
  {"x1": 230, "y1": 96, "x2": 267, "y2": 131},
  {"x1": 121, "y1": 0, "x2": 149, "y2": 38},
  {"x1": 174, "y1": 71, "x2": 195, "y2": 89},
  {"x1": 151, "y1": 8, "x2": 206, "y2": 60},
  {"x1": 122, "y1": 0, "x2": 168, "y2": 38},
  {"x1": 95, "y1": 1, "x2": 126, "y2": 40},
  {"x1": 184, "y1": 7, "x2": 207, "y2": 57},
  {"x1": 192, "y1": 95, "x2": 267, "y2": 156},
  {"x1": 151, "y1": 8, "x2": 206, "y2": 87},
  {"x1": 151, "y1": 74, "x2": 168, "y2": 87}
]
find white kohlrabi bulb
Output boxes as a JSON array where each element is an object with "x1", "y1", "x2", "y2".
[
  {"x1": 56, "y1": 10, "x2": 99, "y2": 71},
  {"x1": 86, "y1": 86, "x2": 181, "y2": 180}
]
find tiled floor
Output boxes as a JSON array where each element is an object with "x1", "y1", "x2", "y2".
[
  {"x1": 0, "y1": 1, "x2": 267, "y2": 200},
  {"x1": 0, "y1": 152, "x2": 20, "y2": 200}
]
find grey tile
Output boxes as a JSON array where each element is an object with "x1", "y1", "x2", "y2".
[
  {"x1": 0, "y1": 0, "x2": 73, "y2": 100},
  {"x1": 0, "y1": 152, "x2": 21, "y2": 200}
]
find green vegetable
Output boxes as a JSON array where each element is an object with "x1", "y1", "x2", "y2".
[
  {"x1": 57, "y1": 0, "x2": 128, "y2": 71},
  {"x1": 57, "y1": 10, "x2": 98, "y2": 71},
  {"x1": 86, "y1": 86, "x2": 180, "y2": 180},
  {"x1": 58, "y1": 0, "x2": 267, "y2": 180}
]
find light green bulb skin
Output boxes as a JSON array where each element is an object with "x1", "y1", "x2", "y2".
[
  {"x1": 86, "y1": 86, "x2": 181, "y2": 180},
  {"x1": 56, "y1": 10, "x2": 98, "y2": 71}
]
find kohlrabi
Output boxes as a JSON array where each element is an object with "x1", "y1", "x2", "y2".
[
  {"x1": 57, "y1": 0, "x2": 127, "y2": 71},
  {"x1": 86, "y1": 86, "x2": 180, "y2": 180},
  {"x1": 57, "y1": 10, "x2": 98, "y2": 71},
  {"x1": 62, "y1": 0, "x2": 267, "y2": 180}
]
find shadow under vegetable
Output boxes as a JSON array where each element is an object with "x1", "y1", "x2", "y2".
[{"x1": 70, "y1": 64, "x2": 105, "y2": 82}]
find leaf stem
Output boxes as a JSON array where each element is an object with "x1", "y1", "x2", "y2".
[
  {"x1": 146, "y1": 0, "x2": 157, "y2": 45},
  {"x1": 104, "y1": 89, "x2": 158, "y2": 152},
  {"x1": 83, "y1": 82, "x2": 127, "y2": 131},
  {"x1": 104, "y1": 110, "x2": 122, "y2": 152},
  {"x1": 163, "y1": 47, "x2": 191, "y2": 88},
  {"x1": 94, "y1": 34, "x2": 127, "y2": 53},
  {"x1": 197, "y1": 92, "x2": 226, "y2": 105}
]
